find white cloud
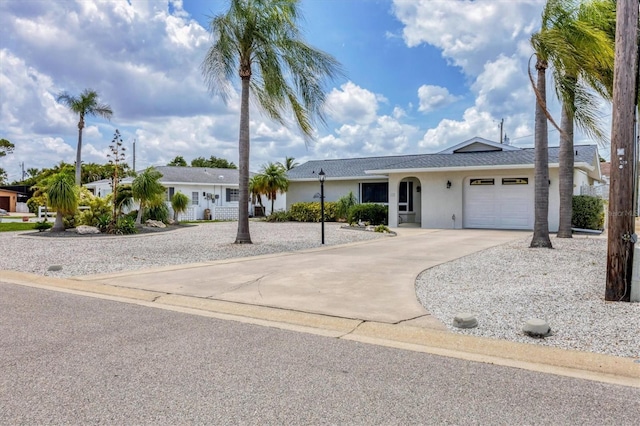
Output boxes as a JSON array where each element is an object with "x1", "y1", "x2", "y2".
[
  {"x1": 325, "y1": 81, "x2": 383, "y2": 125},
  {"x1": 417, "y1": 85, "x2": 460, "y2": 113}
]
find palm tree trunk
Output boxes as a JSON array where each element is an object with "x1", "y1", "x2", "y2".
[
  {"x1": 75, "y1": 115, "x2": 84, "y2": 186},
  {"x1": 52, "y1": 211, "x2": 65, "y2": 232},
  {"x1": 235, "y1": 76, "x2": 252, "y2": 244},
  {"x1": 271, "y1": 196, "x2": 275, "y2": 214},
  {"x1": 530, "y1": 58, "x2": 553, "y2": 248},
  {"x1": 136, "y1": 202, "x2": 144, "y2": 226},
  {"x1": 557, "y1": 92, "x2": 575, "y2": 238}
]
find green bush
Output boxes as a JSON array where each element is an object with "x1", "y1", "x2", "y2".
[
  {"x1": 34, "y1": 220, "x2": 52, "y2": 232},
  {"x1": 27, "y1": 195, "x2": 47, "y2": 215},
  {"x1": 111, "y1": 216, "x2": 137, "y2": 235},
  {"x1": 265, "y1": 210, "x2": 291, "y2": 222},
  {"x1": 572, "y1": 195, "x2": 604, "y2": 230},
  {"x1": 76, "y1": 196, "x2": 111, "y2": 227},
  {"x1": 143, "y1": 203, "x2": 170, "y2": 223},
  {"x1": 374, "y1": 224, "x2": 390, "y2": 233},
  {"x1": 347, "y1": 203, "x2": 388, "y2": 225},
  {"x1": 336, "y1": 191, "x2": 357, "y2": 220},
  {"x1": 288, "y1": 202, "x2": 338, "y2": 222}
]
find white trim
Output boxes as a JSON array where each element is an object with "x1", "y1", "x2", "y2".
[
  {"x1": 288, "y1": 175, "x2": 387, "y2": 182},
  {"x1": 365, "y1": 161, "x2": 595, "y2": 175},
  {"x1": 437, "y1": 136, "x2": 521, "y2": 154}
]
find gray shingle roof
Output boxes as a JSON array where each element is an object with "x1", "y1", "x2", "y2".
[
  {"x1": 153, "y1": 166, "x2": 240, "y2": 185},
  {"x1": 287, "y1": 145, "x2": 598, "y2": 180}
]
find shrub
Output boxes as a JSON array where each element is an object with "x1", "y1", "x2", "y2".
[
  {"x1": 111, "y1": 216, "x2": 137, "y2": 235},
  {"x1": 374, "y1": 224, "x2": 390, "y2": 233},
  {"x1": 336, "y1": 191, "x2": 357, "y2": 220},
  {"x1": 572, "y1": 195, "x2": 604, "y2": 230},
  {"x1": 76, "y1": 195, "x2": 111, "y2": 227},
  {"x1": 34, "y1": 220, "x2": 52, "y2": 232},
  {"x1": 289, "y1": 202, "x2": 338, "y2": 222},
  {"x1": 96, "y1": 214, "x2": 111, "y2": 233},
  {"x1": 265, "y1": 210, "x2": 291, "y2": 222},
  {"x1": 143, "y1": 203, "x2": 170, "y2": 223},
  {"x1": 347, "y1": 203, "x2": 388, "y2": 226},
  {"x1": 27, "y1": 195, "x2": 47, "y2": 215}
]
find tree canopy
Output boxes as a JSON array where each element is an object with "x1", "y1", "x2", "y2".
[{"x1": 0, "y1": 138, "x2": 14, "y2": 157}]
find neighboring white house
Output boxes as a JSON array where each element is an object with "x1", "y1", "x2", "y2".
[
  {"x1": 84, "y1": 166, "x2": 286, "y2": 221},
  {"x1": 286, "y1": 137, "x2": 602, "y2": 231}
]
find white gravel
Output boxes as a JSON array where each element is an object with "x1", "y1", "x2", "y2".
[
  {"x1": 0, "y1": 221, "x2": 385, "y2": 278},
  {"x1": 416, "y1": 235, "x2": 640, "y2": 358}
]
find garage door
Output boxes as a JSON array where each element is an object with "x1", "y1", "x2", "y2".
[
  {"x1": 0, "y1": 196, "x2": 9, "y2": 211},
  {"x1": 463, "y1": 177, "x2": 533, "y2": 230}
]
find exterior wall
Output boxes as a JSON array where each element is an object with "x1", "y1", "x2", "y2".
[
  {"x1": 573, "y1": 170, "x2": 591, "y2": 195},
  {"x1": 0, "y1": 190, "x2": 18, "y2": 212},
  {"x1": 286, "y1": 180, "x2": 361, "y2": 209}
]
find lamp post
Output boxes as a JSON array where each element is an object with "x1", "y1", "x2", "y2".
[{"x1": 318, "y1": 168, "x2": 326, "y2": 244}]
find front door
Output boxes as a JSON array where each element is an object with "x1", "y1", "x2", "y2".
[{"x1": 398, "y1": 181, "x2": 414, "y2": 223}]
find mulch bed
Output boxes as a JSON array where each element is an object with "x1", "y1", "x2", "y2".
[{"x1": 22, "y1": 224, "x2": 193, "y2": 238}]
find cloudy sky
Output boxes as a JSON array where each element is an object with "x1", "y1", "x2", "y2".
[{"x1": 0, "y1": 0, "x2": 611, "y2": 183}]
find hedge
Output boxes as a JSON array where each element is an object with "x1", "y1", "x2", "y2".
[
  {"x1": 572, "y1": 195, "x2": 604, "y2": 230},
  {"x1": 289, "y1": 202, "x2": 338, "y2": 222},
  {"x1": 347, "y1": 203, "x2": 388, "y2": 225}
]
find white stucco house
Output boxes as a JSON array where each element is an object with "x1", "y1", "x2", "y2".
[
  {"x1": 84, "y1": 166, "x2": 286, "y2": 221},
  {"x1": 286, "y1": 137, "x2": 602, "y2": 231}
]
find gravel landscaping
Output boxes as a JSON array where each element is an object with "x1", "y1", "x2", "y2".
[
  {"x1": 416, "y1": 235, "x2": 640, "y2": 358},
  {"x1": 0, "y1": 221, "x2": 386, "y2": 278}
]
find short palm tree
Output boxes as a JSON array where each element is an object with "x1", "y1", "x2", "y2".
[
  {"x1": 131, "y1": 167, "x2": 166, "y2": 226},
  {"x1": 201, "y1": 0, "x2": 342, "y2": 244},
  {"x1": 277, "y1": 156, "x2": 299, "y2": 171},
  {"x1": 45, "y1": 172, "x2": 78, "y2": 232},
  {"x1": 171, "y1": 192, "x2": 190, "y2": 223},
  {"x1": 56, "y1": 89, "x2": 113, "y2": 186},
  {"x1": 249, "y1": 175, "x2": 265, "y2": 215},
  {"x1": 254, "y1": 162, "x2": 289, "y2": 214}
]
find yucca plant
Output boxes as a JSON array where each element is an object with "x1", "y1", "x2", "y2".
[{"x1": 45, "y1": 172, "x2": 78, "y2": 232}]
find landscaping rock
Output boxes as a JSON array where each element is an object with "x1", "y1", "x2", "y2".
[
  {"x1": 76, "y1": 225, "x2": 101, "y2": 235},
  {"x1": 145, "y1": 220, "x2": 166, "y2": 228},
  {"x1": 452, "y1": 312, "x2": 478, "y2": 329},
  {"x1": 523, "y1": 318, "x2": 551, "y2": 338},
  {"x1": 47, "y1": 265, "x2": 63, "y2": 271}
]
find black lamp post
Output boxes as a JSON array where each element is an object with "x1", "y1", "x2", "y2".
[{"x1": 318, "y1": 168, "x2": 326, "y2": 244}]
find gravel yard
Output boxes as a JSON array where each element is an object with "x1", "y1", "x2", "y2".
[
  {"x1": 416, "y1": 235, "x2": 640, "y2": 358},
  {"x1": 0, "y1": 221, "x2": 385, "y2": 278}
]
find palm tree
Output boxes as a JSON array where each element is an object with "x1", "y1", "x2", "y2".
[
  {"x1": 45, "y1": 172, "x2": 78, "y2": 232},
  {"x1": 168, "y1": 156, "x2": 188, "y2": 167},
  {"x1": 56, "y1": 89, "x2": 113, "y2": 186},
  {"x1": 131, "y1": 167, "x2": 166, "y2": 226},
  {"x1": 201, "y1": 0, "x2": 342, "y2": 244},
  {"x1": 254, "y1": 163, "x2": 289, "y2": 214},
  {"x1": 542, "y1": 0, "x2": 615, "y2": 238},
  {"x1": 277, "y1": 156, "x2": 299, "y2": 171},
  {"x1": 171, "y1": 192, "x2": 190, "y2": 222},
  {"x1": 249, "y1": 175, "x2": 265, "y2": 216}
]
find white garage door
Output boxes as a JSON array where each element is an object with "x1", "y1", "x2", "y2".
[{"x1": 463, "y1": 177, "x2": 533, "y2": 230}]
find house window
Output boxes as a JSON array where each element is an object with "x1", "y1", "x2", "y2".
[
  {"x1": 226, "y1": 188, "x2": 239, "y2": 202},
  {"x1": 502, "y1": 178, "x2": 528, "y2": 185},
  {"x1": 191, "y1": 191, "x2": 199, "y2": 205},
  {"x1": 166, "y1": 187, "x2": 175, "y2": 201},
  {"x1": 361, "y1": 182, "x2": 388, "y2": 203},
  {"x1": 469, "y1": 179, "x2": 494, "y2": 186}
]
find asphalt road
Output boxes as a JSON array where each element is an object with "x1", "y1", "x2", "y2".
[{"x1": 1, "y1": 283, "x2": 638, "y2": 425}]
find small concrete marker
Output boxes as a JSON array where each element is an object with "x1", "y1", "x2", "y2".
[
  {"x1": 452, "y1": 312, "x2": 478, "y2": 329},
  {"x1": 47, "y1": 265, "x2": 63, "y2": 272},
  {"x1": 523, "y1": 318, "x2": 551, "y2": 338}
]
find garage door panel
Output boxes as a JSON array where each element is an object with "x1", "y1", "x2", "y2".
[{"x1": 464, "y1": 178, "x2": 533, "y2": 230}]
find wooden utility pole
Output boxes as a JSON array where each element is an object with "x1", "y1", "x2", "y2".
[{"x1": 606, "y1": 0, "x2": 639, "y2": 302}]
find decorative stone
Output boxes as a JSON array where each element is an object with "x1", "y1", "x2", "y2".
[
  {"x1": 144, "y1": 219, "x2": 166, "y2": 228},
  {"x1": 452, "y1": 312, "x2": 478, "y2": 329},
  {"x1": 523, "y1": 318, "x2": 551, "y2": 338},
  {"x1": 76, "y1": 225, "x2": 101, "y2": 234},
  {"x1": 47, "y1": 265, "x2": 63, "y2": 271}
]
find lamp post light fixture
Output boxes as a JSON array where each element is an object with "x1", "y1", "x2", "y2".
[{"x1": 318, "y1": 168, "x2": 326, "y2": 244}]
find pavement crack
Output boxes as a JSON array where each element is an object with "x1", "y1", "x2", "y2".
[{"x1": 337, "y1": 320, "x2": 365, "y2": 339}]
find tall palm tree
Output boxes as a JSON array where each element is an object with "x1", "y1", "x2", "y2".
[
  {"x1": 201, "y1": 0, "x2": 342, "y2": 244},
  {"x1": 131, "y1": 167, "x2": 166, "y2": 226},
  {"x1": 254, "y1": 162, "x2": 289, "y2": 214},
  {"x1": 45, "y1": 172, "x2": 78, "y2": 232},
  {"x1": 542, "y1": 0, "x2": 616, "y2": 238},
  {"x1": 56, "y1": 89, "x2": 113, "y2": 186},
  {"x1": 277, "y1": 156, "x2": 299, "y2": 171}
]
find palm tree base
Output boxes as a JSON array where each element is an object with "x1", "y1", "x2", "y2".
[{"x1": 530, "y1": 237, "x2": 553, "y2": 248}]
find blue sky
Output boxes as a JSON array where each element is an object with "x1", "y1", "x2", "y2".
[{"x1": 0, "y1": 0, "x2": 609, "y2": 183}]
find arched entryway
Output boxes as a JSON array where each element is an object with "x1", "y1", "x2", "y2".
[{"x1": 398, "y1": 177, "x2": 421, "y2": 226}]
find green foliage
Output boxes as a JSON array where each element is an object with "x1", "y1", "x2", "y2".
[
  {"x1": 0, "y1": 138, "x2": 14, "y2": 157},
  {"x1": 253, "y1": 162, "x2": 289, "y2": 212},
  {"x1": 168, "y1": 156, "x2": 188, "y2": 166},
  {"x1": 171, "y1": 192, "x2": 190, "y2": 222},
  {"x1": 45, "y1": 173, "x2": 78, "y2": 214},
  {"x1": 190, "y1": 156, "x2": 237, "y2": 169},
  {"x1": 34, "y1": 220, "x2": 52, "y2": 232},
  {"x1": 0, "y1": 167, "x2": 7, "y2": 185},
  {"x1": 132, "y1": 167, "x2": 166, "y2": 224},
  {"x1": 96, "y1": 214, "x2": 111, "y2": 233},
  {"x1": 0, "y1": 222, "x2": 37, "y2": 232},
  {"x1": 347, "y1": 203, "x2": 388, "y2": 226},
  {"x1": 265, "y1": 210, "x2": 291, "y2": 222},
  {"x1": 27, "y1": 195, "x2": 47, "y2": 214},
  {"x1": 143, "y1": 203, "x2": 170, "y2": 223},
  {"x1": 76, "y1": 195, "x2": 111, "y2": 227},
  {"x1": 111, "y1": 216, "x2": 137, "y2": 235},
  {"x1": 572, "y1": 195, "x2": 604, "y2": 230},
  {"x1": 289, "y1": 202, "x2": 338, "y2": 222},
  {"x1": 336, "y1": 191, "x2": 357, "y2": 220},
  {"x1": 374, "y1": 224, "x2": 390, "y2": 233}
]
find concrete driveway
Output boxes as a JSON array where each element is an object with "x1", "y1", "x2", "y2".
[{"x1": 74, "y1": 228, "x2": 528, "y2": 326}]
